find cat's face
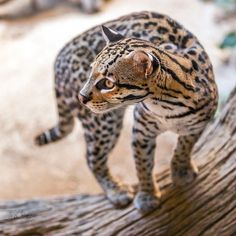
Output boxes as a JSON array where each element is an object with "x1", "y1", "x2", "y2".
[{"x1": 79, "y1": 26, "x2": 158, "y2": 113}]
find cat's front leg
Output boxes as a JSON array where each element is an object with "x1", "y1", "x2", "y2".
[
  {"x1": 132, "y1": 106, "x2": 161, "y2": 213},
  {"x1": 81, "y1": 109, "x2": 133, "y2": 208}
]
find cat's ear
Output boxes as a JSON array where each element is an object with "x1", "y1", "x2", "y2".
[
  {"x1": 101, "y1": 25, "x2": 124, "y2": 44},
  {"x1": 127, "y1": 51, "x2": 158, "y2": 78}
]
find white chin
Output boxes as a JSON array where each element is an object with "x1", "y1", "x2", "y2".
[
  {"x1": 90, "y1": 108, "x2": 107, "y2": 114},
  {"x1": 89, "y1": 104, "x2": 121, "y2": 114},
  {"x1": 87, "y1": 106, "x2": 110, "y2": 114}
]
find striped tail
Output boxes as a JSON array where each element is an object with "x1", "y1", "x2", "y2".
[{"x1": 35, "y1": 120, "x2": 74, "y2": 146}]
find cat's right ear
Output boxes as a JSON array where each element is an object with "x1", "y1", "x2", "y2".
[{"x1": 101, "y1": 25, "x2": 124, "y2": 44}]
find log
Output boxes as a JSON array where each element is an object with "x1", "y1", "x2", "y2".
[{"x1": 1, "y1": 87, "x2": 236, "y2": 236}]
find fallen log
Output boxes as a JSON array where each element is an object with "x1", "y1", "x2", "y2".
[{"x1": 0, "y1": 87, "x2": 236, "y2": 236}]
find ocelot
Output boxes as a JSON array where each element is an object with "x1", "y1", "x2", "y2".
[{"x1": 35, "y1": 11, "x2": 218, "y2": 213}]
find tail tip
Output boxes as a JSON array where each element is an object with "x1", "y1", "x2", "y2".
[{"x1": 34, "y1": 133, "x2": 47, "y2": 146}]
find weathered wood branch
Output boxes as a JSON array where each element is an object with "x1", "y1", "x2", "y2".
[{"x1": 1, "y1": 88, "x2": 236, "y2": 236}]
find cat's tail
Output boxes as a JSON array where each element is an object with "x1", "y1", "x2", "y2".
[{"x1": 35, "y1": 119, "x2": 74, "y2": 146}]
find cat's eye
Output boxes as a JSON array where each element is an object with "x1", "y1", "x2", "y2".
[{"x1": 96, "y1": 78, "x2": 115, "y2": 90}]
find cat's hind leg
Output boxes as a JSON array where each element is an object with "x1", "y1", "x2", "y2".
[{"x1": 171, "y1": 132, "x2": 201, "y2": 186}]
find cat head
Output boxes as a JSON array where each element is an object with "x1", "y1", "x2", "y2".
[{"x1": 79, "y1": 26, "x2": 159, "y2": 113}]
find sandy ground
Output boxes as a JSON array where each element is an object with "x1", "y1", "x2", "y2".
[{"x1": 0, "y1": 0, "x2": 235, "y2": 200}]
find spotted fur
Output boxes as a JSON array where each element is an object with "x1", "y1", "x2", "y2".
[{"x1": 35, "y1": 11, "x2": 218, "y2": 213}]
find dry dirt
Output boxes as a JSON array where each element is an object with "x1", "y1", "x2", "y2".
[{"x1": 0, "y1": 0, "x2": 235, "y2": 200}]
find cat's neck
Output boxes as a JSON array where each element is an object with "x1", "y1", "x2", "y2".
[{"x1": 148, "y1": 48, "x2": 197, "y2": 100}]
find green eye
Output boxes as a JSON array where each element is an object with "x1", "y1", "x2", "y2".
[{"x1": 96, "y1": 79, "x2": 115, "y2": 90}]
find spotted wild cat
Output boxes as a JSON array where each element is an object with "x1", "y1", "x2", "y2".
[{"x1": 35, "y1": 11, "x2": 218, "y2": 213}]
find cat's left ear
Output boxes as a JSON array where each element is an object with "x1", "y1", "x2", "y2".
[
  {"x1": 101, "y1": 25, "x2": 124, "y2": 44},
  {"x1": 127, "y1": 51, "x2": 159, "y2": 78}
]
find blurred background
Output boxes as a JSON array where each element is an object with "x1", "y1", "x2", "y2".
[{"x1": 0, "y1": 0, "x2": 235, "y2": 200}]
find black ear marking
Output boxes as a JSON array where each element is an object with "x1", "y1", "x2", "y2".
[
  {"x1": 101, "y1": 25, "x2": 124, "y2": 44},
  {"x1": 147, "y1": 53, "x2": 159, "y2": 74}
]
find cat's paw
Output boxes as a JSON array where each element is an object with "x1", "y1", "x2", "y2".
[
  {"x1": 171, "y1": 161, "x2": 198, "y2": 186},
  {"x1": 134, "y1": 191, "x2": 160, "y2": 213},
  {"x1": 106, "y1": 187, "x2": 134, "y2": 208}
]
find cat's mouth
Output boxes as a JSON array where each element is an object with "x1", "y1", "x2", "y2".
[
  {"x1": 86, "y1": 93, "x2": 149, "y2": 113},
  {"x1": 85, "y1": 102, "x2": 121, "y2": 114}
]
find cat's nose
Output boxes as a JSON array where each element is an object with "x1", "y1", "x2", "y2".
[{"x1": 79, "y1": 93, "x2": 91, "y2": 104}]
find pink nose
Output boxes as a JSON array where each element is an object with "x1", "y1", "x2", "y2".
[{"x1": 79, "y1": 93, "x2": 91, "y2": 104}]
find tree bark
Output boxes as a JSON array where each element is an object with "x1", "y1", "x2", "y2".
[{"x1": 1, "y1": 88, "x2": 236, "y2": 236}]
